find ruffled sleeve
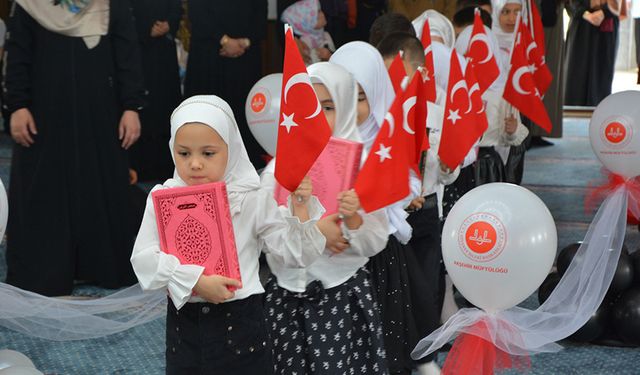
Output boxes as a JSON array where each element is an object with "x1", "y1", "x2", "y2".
[
  {"x1": 130, "y1": 186, "x2": 204, "y2": 310},
  {"x1": 254, "y1": 189, "x2": 327, "y2": 267}
]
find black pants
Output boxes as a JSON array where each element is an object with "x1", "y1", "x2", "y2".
[
  {"x1": 165, "y1": 295, "x2": 274, "y2": 375},
  {"x1": 407, "y1": 198, "x2": 445, "y2": 364}
]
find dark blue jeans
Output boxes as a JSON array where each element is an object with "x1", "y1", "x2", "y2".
[{"x1": 165, "y1": 294, "x2": 274, "y2": 375}]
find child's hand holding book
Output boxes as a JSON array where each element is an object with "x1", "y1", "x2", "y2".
[{"x1": 193, "y1": 274, "x2": 242, "y2": 304}]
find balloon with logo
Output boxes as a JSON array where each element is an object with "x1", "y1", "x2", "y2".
[
  {"x1": 245, "y1": 73, "x2": 283, "y2": 156},
  {"x1": 441, "y1": 183, "x2": 557, "y2": 312},
  {"x1": 589, "y1": 90, "x2": 640, "y2": 179}
]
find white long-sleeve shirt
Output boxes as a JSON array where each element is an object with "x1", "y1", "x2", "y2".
[
  {"x1": 131, "y1": 181, "x2": 327, "y2": 309},
  {"x1": 479, "y1": 89, "x2": 529, "y2": 148},
  {"x1": 260, "y1": 166, "x2": 390, "y2": 292}
]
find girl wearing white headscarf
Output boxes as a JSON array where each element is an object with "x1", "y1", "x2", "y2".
[
  {"x1": 331, "y1": 41, "x2": 428, "y2": 375},
  {"x1": 261, "y1": 62, "x2": 389, "y2": 375},
  {"x1": 487, "y1": 0, "x2": 530, "y2": 185},
  {"x1": 130, "y1": 95, "x2": 326, "y2": 374}
]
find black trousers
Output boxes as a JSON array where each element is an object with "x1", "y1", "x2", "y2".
[
  {"x1": 165, "y1": 295, "x2": 274, "y2": 375},
  {"x1": 407, "y1": 199, "x2": 445, "y2": 364}
]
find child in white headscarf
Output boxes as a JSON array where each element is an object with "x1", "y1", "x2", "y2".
[
  {"x1": 487, "y1": 0, "x2": 530, "y2": 184},
  {"x1": 281, "y1": 0, "x2": 335, "y2": 64},
  {"x1": 261, "y1": 62, "x2": 389, "y2": 375},
  {"x1": 331, "y1": 41, "x2": 426, "y2": 375},
  {"x1": 130, "y1": 95, "x2": 326, "y2": 374}
]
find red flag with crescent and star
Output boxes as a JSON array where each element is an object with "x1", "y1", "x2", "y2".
[
  {"x1": 354, "y1": 81, "x2": 412, "y2": 213},
  {"x1": 438, "y1": 51, "x2": 486, "y2": 170},
  {"x1": 519, "y1": 19, "x2": 552, "y2": 96},
  {"x1": 388, "y1": 52, "x2": 407, "y2": 95},
  {"x1": 502, "y1": 20, "x2": 552, "y2": 133},
  {"x1": 275, "y1": 25, "x2": 332, "y2": 192},
  {"x1": 527, "y1": 0, "x2": 546, "y2": 58},
  {"x1": 419, "y1": 16, "x2": 437, "y2": 103},
  {"x1": 465, "y1": 8, "x2": 500, "y2": 94}
]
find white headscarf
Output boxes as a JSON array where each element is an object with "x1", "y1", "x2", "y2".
[
  {"x1": 491, "y1": 0, "x2": 522, "y2": 55},
  {"x1": 329, "y1": 41, "x2": 395, "y2": 152},
  {"x1": 169, "y1": 95, "x2": 261, "y2": 215},
  {"x1": 330, "y1": 42, "x2": 413, "y2": 243},
  {"x1": 412, "y1": 10, "x2": 455, "y2": 49},
  {"x1": 307, "y1": 62, "x2": 362, "y2": 143},
  {"x1": 454, "y1": 24, "x2": 508, "y2": 90},
  {"x1": 16, "y1": 0, "x2": 109, "y2": 49}
]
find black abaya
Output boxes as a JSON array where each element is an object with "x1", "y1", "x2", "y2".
[
  {"x1": 129, "y1": 0, "x2": 181, "y2": 182},
  {"x1": 564, "y1": 0, "x2": 619, "y2": 106},
  {"x1": 4, "y1": 0, "x2": 144, "y2": 296},
  {"x1": 184, "y1": 0, "x2": 267, "y2": 168}
]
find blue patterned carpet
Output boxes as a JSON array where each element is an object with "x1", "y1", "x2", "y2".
[{"x1": 1, "y1": 118, "x2": 640, "y2": 374}]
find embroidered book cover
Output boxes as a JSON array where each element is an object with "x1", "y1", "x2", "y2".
[
  {"x1": 152, "y1": 182, "x2": 241, "y2": 290},
  {"x1": 274, "y1": 137, "x2": 363, "y2": 216}
]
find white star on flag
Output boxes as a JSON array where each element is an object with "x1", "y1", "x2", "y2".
[
  {"x1": 529, "y1": 64, "x2": 537, "y2": 73},
  {"x1": 447, "y1": 109, "x2": 461, "y2": 124},
  {"x1": 375, "y1": 143, "x2": 392, "y2": 162},
  {"x1": 280, "y1": 112, "x2": 298, "y2": 133}
]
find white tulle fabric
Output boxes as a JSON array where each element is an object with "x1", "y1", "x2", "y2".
[
  {"x1": 0, "y1": 283, "x2": 166, "y2": 341},
  {"x1": 412, "y1": 185, "x2": 629, "y2": 358}
]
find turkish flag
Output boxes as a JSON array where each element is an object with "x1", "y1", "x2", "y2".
[
  {"x1": 275, "y1": 26, "x2": 332, "y2": 192},
  {"x1": 388, "y1": 52, "x2": 407, "y2": 95},
  {"x1": 527, "y1": 0, "x2": 546, "y2": 56},
  {"x1": 503, "y1": 20, "x2": 552, "y2": 133},
  {"x1": 355, "y1": 84, "x2": 412, "y2": 213},
  {"x1": 519, "y1": 20, "x2": 552, "y2": 96},
  {"x1": 438, "y1": 52, "x2": 487, "y2": 170},
  {"x1": 419, "y1": 17, "x2": 437, "y2": 103},
  {"x1": 414, "y1": 68, "x2": 431, "y2": 174},
  {"x1": 465, "y1": 8, "x2": 500, "y2": 94}
]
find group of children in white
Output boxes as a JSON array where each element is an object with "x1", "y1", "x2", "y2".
[{"x1": 131, "y1": 0, "x2": 544, "y2": 374}]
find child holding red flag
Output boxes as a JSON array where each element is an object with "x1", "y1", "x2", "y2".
[
  {"x1": 130, "y1": 96, "x2": 327, "y2": 375},
  {"x1": 332, "y1": 41, "x2": 437, "y2": 375},
  {"x1": 378, "y1": 32, "x2": 461, "y2": 375},
  {"x1": 261, "y1": 62, "x2": 390, "y2": 375}
]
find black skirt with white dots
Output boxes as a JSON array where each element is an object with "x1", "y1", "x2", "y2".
[
  {"x1": 367, "y1": 235, "x2": 420, "y2": 375},
  {"x1": 265, "y1": 267, "x2": 388, "y2": 375}
]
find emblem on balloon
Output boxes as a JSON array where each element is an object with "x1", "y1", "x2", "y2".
[{"x1": 245, "y1": 73, "x2": 283, "y2": 156}]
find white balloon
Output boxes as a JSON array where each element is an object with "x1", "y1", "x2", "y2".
[
  {"x1": 589, "y1": 91, "x2": 640, "y2": 178},
  {"x1": 0, "y1": 367, "x2": 43, "y2": 375},
  {"x1": 0, "y1": 351, "x2": 35, "y2": 371},
  {"x1": 245, "y1": 73, "x2": 283, "y2": 156},
  {"x1": 442, "y1": 183, "x2": 557, "y2": 313}
]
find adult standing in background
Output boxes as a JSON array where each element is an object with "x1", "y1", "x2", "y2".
[
  {"x1": 184, "y1": 0, "x2": 268, "y2": 168},
  {"x1": 129, "y1": 0, "x2": 182, "y2": 182},
  {"x1": 564, "y1": 0, "x2": 624, "y2": 106},
  {"x1": 4, "y1": 0, "x2": 144, "y2": 296},
  {"x1": 388, "y1": 0, "x2": 458, "y2": 22}
]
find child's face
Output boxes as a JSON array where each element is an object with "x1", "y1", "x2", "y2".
[
  {"x1": 173, "y1": 123, "x2": 228, "y2": 186},
  {"x1": 499, "y1": 3, "x2": 521, "y2": 33},
  {"x1": 315, "y1": 10, "x2": 327, "y2": 29},
  {"x1": 313, "y1": 83, "x2": 336, "y2": 130},
  {"x1": 356, "y1": 84, "x2": 370, "y2": 126}
]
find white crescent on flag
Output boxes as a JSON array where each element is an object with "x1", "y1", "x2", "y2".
[
  {"x1": 465, "y1": 83, "x2": 480, "y2": 114},
  {"x1": 385, "y1": 112, "x2": 396, "y2": 137},
  {"x1": 451, "y1": 79, "x2": 471, "y2": 114},
  {"x1": 284, "y1": 72, "x2": 322, "y2": 119},
  {"x1": 526, "y1": 41, "x2": 537, "y2": 61},
  {"x1": 469, "y1": 33, "x2": 494, "y2": 65},
  {"x1": 512, "y1": 66, "x2": 531, "y2": 95},
  {"x1": 402, "y1": 96, "x2": 417, "y2": 135}
]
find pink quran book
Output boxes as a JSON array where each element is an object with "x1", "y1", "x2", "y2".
[
  {"x1": 151, "y1": 182, "x2": 241, "y2": 291},
  {"x1": 274, "y1": 137, "x2": 363, "y2": 216}
]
